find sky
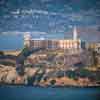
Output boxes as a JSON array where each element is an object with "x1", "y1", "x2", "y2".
[{"x1": 0, "y1": 0, "x2": 100, "y2": 42}]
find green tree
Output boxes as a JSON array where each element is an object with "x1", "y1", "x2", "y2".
[
  {"x1": 22, "y1": 47, "x2": 29, "y2": 56},
  {"x1": 93, "y1": 51, "x2": 98, "y2": 67},
  {"x1": 0, "y1": 51, "x2": 4, "y2": 55},
  {"x1": 50, "y1": 80, "x2": 56, "y2": 85}
]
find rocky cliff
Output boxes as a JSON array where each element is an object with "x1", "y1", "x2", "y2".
[{"x1": 0, "y1": 64, "x2": 99, "y2": 87}]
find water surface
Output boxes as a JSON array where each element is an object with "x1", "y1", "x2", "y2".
[{"x1": 0, "y1": 86, "x2": 99, "y2": 100}]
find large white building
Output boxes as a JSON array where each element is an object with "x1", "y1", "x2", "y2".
[{"x1": 24, "y1": 27, "x2": 81, "y2": 49}]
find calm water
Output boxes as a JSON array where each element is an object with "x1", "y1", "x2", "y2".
[
  {"x1": 0, "y1": 33, "x2": 65, "y2": 50},
  {"x1": 0, "y1": 34, "x2": 23, "y2": 50},
  {"x1": 0, "y1": 86, "x2": 100, "y2": 100}
]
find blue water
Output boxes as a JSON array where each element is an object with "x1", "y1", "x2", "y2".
[
  {"x1": 0, "y1": 33, "x2": 64, "y2": 50},
  {"x1": 0, "y1": 34, "x2": 23, "y2": 50},
  {"x1": 0, "y1": 86, "x2": 99, "y2": 100}
]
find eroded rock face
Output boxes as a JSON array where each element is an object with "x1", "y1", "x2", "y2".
[
  {"x1": 0, "y1": 65, "x2": 40, "y2": 85},
  {"x1": 25, "y1": 67, "x2": 38, "y2": 77},
  {"x1": 0, "y1": 72, "x2": 8, "y2": 83},
  {"x1": 0, "y1": 65, "x2": 11, "y2": 83},
  {"x1": 0, "y1": 65, "x2": 17, "y2": 84},
  {"x1": 0, "y1": 64, "x2": 99, "y2": 87},
  {"x1": 15, "y1": 76, "x2": 27, "y2": 85},
  {"x1": 6, "y1": 70, "x2": 17, "y2": 84}
]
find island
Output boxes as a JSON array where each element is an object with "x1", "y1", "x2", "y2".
[{"x1": 0, "y1": 46, "x2": 100, "y2": 87}]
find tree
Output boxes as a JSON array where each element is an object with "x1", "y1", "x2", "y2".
[
  {"x1": 92, "y1": 51, "x2": 98, "y2": 67},
  {"x1": 0, "y1": 51, "x2": 4, "y2": 55},
  {"x1": 50, "y1": 80, "x2": 56, "y2": 85},
  {"x1": 22, "y1": 47, "x2": 29, "y2": 56},
  {"x1": 88, "y1": 48, "x2": 98, "y2": 67}
]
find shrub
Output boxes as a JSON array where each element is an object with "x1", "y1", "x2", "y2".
[
  {"x1": 0, "y1": 61, "x2": 15, "y2": 66},
  {"x1": 66, "y1": 71, "x2": 78, "y2": 80},
  {"x1": 50, "y1": 79, "x2": 56, "y2": 85},
  {"x1": 22, "y1": 47, "x2": 29, "y2": 56},
  {"x1": 43, "y1": 77, "x2": 47, "y2": 81},
  {"x1": 27, "y1": 76, "x2": 35, "y2": 86},
  {"x1": 24, "y1": 64, "x2": 33, "y2": 68},
  {"x1": 16, "y1": 66, "x2": 25, "y2": 75},
  {"x1": 79, "y1": 68, "x2": 92, "y2": 77},
  {"x1": 0, "y1": 51, "x2": 4, "y2": 55}
]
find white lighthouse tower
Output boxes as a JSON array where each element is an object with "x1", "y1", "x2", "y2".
[
  {"x1": 24, "y1": 33, "x2": 31, "y2": 48},
  {"x1": 73, "y1": 26, "x2": 77, "y2": 40},
  {"x1": 72, "y1": 26, "x2": 81, "y2": 49}
]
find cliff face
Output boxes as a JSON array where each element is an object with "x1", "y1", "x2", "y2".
[
  {"x1": 0, "y1": 48, "x2": 100, "y2": 87},
  {"x1": 0, "y1": 64, "x2": 99, "y2": 87},
  {"x1": 0, "y1": 64, "x2": 38, "y2": 85}
]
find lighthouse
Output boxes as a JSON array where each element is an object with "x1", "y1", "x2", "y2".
[
  {"x1": 72, "y1": 26, "x2": 81, "y2": 49},
  {"x1": 24, "y1": 33, "x2": 31, "y2": 48},
  {"x1": 73, "y1": 26, "x2": 77, "y2": 40}
]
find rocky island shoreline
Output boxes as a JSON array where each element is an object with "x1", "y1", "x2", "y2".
[
  {"x1": 0, "y1": 64, "x2": 100, "y2": 88},
  {"x1": 0, "y1": 47, "x2": 100, "y2": 88}
]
